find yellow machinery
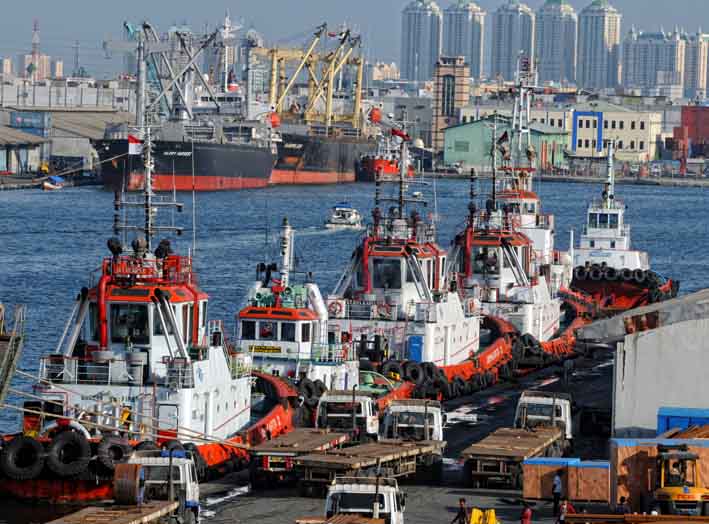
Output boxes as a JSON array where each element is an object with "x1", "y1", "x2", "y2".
[
  {"x1": 653, "y1": 444, "x2": 709, "y2": 516},
  {"x1": 250, "y1": 23, "x2": 364, "y2": 131}
]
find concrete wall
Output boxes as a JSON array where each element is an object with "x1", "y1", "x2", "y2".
[
  {"x1": 613, "y1": 317, "x2": 709, "y2": 438},
  {"x1": 0, "y1": 84, "x2": 135, "y2": 112}
]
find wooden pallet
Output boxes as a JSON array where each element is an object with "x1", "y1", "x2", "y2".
[{"x1": 46, "y1": 502, "x2": 179, "y2": 524}]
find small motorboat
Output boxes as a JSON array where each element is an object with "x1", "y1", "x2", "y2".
[
  {"x1": 42, "y1": 175, "x2": 65, "y2": 191},
  {"x1": 325, "y1": 203, "x2": 364, "y2": 230}
]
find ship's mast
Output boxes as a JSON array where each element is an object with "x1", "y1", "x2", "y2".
[
  {"x1": 605, "y1": 140, "x2": 615, "y2": 208},
  {"x1": 279, "y1": 217, "x2": 294, "y2": 287}
]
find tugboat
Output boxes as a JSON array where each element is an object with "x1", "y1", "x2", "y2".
[
  {"x1": 238, "y1": 217, "x2": 359, "y2": 400},
  {"x1": 572, "y1": 142, "x2": 678, "y2": 311},
  {"x1": 325, "y1": 203, "x2": 365, "y2": 230},
  {"x1": 327, "y1": 138, "x2": 481, "y2": 372},
  {"x1": 0, "y1": 129, "x2": 295, "y2": 503},
  {"x1": 356, "y1": 109, "x2": 415, "y2": 182}
]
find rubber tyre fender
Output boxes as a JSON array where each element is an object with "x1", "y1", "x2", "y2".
[
  {"x1": 0, "y1": 435, "x2": 45, "y2": 481},
  {"x1": 46, "y1": 430, "x2": 91, "y2": 477},
  {"x1": 162, "y1": 439, "x2": 185, "y2": 452},
  {"x1": 313, "y1": 379, "x2": 328, "y2": 399},
  {"x1": 358, "y1": 359, "x2": 374, "y2": 372},
  {"x1": 484, "y1": 371, "x2": 496, "y2": 387},
  {"x1": 511, "y1": 338, "x2": 525, "y2": 362},
  {"x1": 135, "y1": 440, "x2": 159, "y2": 452},
  {"x1": 620, "y1": 268, "x2": 634, "y2": 282},
  {"x1": 421, "y1": 362, "x2": 437, "y2": 382},
  {"x1": 589, "y1": 267, "x2": 603, "y2": 281},
  {"x1": 298, "y1": 378, "x2": 318, "y2": 409},
  {"x1": 381, "y1": 360, "x2": 403, "y2": 379},
  {"x1": 452, "y1": 376, "x2": 466, "y2": 398},
  {"x1": 403, "y1": 361, "x2": 425, "y2": 385},
  {"x1": 434, "y1": 376, "x2": 452, "y2": 400},
  {"x1": 603, "y1": 267, "x2": 618, "y2": 281},
  {"x1": 633, "y1": 269, "x2": 646, "y2": 285},
  {"x1": 573, "y1": 266, "x2": 588, "y2": 281},
  {"x1": 521, "y1": 333, "x2": 541, "y2": 355},
  {"x1": 97, "y1": 437, "x2": 133, "y2": 472}
]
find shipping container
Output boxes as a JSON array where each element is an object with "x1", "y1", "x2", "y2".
[
  {"x1": 9, "y1": 111, "x2": 52, "y2": 130},
  {"x1": 657, "y1": 407, "x2": 709, "y2": 435}
]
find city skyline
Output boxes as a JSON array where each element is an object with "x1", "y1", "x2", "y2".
[{"x1": 0, "y1": 0, "x2": 708, "y2": 78}]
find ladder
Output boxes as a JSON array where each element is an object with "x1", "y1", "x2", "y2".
[{"x1": 0, "y1": 304, "x2": 27, "y2": 406}]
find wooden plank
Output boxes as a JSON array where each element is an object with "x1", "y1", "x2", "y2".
[
  {"x1": 297, "y1": 440, "x2": 443, "y2": 470},
  {"x1": 251, "y1": 428, "x2": 349, "y2": 455},
  {"x1": 460, "y1": 427, "x2": 562, "y2": 460},
  {"x1": 566, "y1": 515, "x2": 709, "y2": 523},
  {"x1": 47, "y1": 502, "x2": 179, "y2": 524}
]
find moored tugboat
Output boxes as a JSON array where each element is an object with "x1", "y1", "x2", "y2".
[
  {"x1": 0, "y1": 130, "x2": 295, "y2": 503},
  {"x1": 571, "y1": 142, "x2": 679, "y2": 313}
]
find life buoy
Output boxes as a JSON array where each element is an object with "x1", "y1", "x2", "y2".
[
  {"x1": 327, "y1": 301, "x2": 343, "y2": 317},
  {"x1": 97, "y1": 437, "x2": 133, "y2": 472},
  {"x1": 47, "y1": 430, "x2": 91, "y2": 477},
  {"x1": 0, "y1": 436, "x2": 44, "y2": 480}
]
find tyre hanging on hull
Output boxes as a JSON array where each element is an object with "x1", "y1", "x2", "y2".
[
  {"x1": 0, "y1": 436, "x2": 45, "y2": 480},
  {"x1": 573, "y1": 266, "x2": 588, "y2": 281},
  {"x1": 46, "y1": 430, "x2": 91, "y2": 477},
  {"x1": 97, "y1": 437, "x2": 133, "y2": 472}
]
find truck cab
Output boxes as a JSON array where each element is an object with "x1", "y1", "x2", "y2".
[
  {"x1": 514, "y1": 390, "x2": 573, "y2": 442},
  {"x1": 325, "y1": 477, "x2": 405, "y2": 524},
  {"x1": 654, "y1": 444, "x2": 709, "y2": 516},
  {"x1": 316, "y1": 390, "x2": 379, "y2": 441},
  {"x1": 125, "y1": 450, "x2": 201, "y2": 523},
  {"x1": 381, "y1": 399, "x2": 444, "y2": 442}
]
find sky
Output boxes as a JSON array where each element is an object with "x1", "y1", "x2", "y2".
[{"x1": 0, "y1": 0, "x2": 708, "y2": 78}]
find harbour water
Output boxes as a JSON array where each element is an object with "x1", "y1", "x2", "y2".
[{"x1": 0, "y1": 179, "x2": 706, "y2": 521}]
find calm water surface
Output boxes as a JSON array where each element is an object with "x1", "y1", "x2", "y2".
[{"x1": 0, "y1": 179, "x2": 706, "y2": 519}]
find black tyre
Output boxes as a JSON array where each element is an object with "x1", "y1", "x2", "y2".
[
  {"x1": 135, "y1": 440, "x2": 159, "y2": 451},
  {"x1": 573, "y1": 266, "x2": 588, "y2": 281},
  {"x1": 298, "y1": 378, "x2": 318, "y2": 408},
  {"x1": 604, "y1": 267, "x2": 618, "y2": 281},
  {"x1": 452, "y1": 376, "x2": 466, "y2": 398},
  {"x1": 421, "y1": 362, "x2": 437, "y2": 382},
  {"x1": 46, "y1": 430, "x2": 91, "y2": 477},
  {"x1": 403, "y1": 361, "x2": 425, "y2": 385},
  {"x1": 162, "y1": 439, "x2": 185, "y2": 452},
  {"x1": 381, "y1": 360, "x2": 403, "y2": 379},
  {"x1": 633, "y1": 269, "x2": 646, "y2": 284},
  {"x1": 589, "y1": 267, "x2": 603, "y2": 281},
  {"x1": 620, "y1": 268, "x2": 633, "y2": 282},
  {"x1": 97, "y1": 437, "x2": 133, "y2": 471},
  {"x1": 313, "y1": 379, "x2": 328, "y2": 399},
  {"x1": 184, "y1": 443, "x2": 208, "y2": 482},
  {"x1": 0, "y1": 436, "x2": 44, "y2": 480},
  {"x1": 435, "y1": 376, "x2": 452, "y2": 399}
]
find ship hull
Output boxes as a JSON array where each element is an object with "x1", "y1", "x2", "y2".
[{"x1": 95, "y1": 139, "x2": 274, "y2": 192}]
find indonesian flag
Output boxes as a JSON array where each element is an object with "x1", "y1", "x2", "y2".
[{"x1": 128, "y1": 134, "x2": 143, "y2": 156}]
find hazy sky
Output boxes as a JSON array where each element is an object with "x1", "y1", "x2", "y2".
[{"x1": 1, "y1": 0, "x2": 707, "y2": 77}]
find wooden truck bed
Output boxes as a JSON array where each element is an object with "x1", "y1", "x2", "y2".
[
  {"x1": 251, "y1": 428, "x2": 350, "y2": 457},
  {"x1": 46, "y1": 502, "x2": 179, "y2": 524},
  {"x1": 461, "y1": 427, "x2": 563, "y2": 461}
]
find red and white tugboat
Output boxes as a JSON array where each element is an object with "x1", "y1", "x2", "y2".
[
  {"x1": 0, "y1": 129, "x2": 296, "y2": 503},
  {"x1": 237, "y1": 217, "x2": 359, "y2": 403},
  {"x1": 572, "y1": 142, "x2": 679, "y2": 311},
  {"x1": 356, "y1": 108, "x2": 415, "y2": 182},
  {"x1": 327, "y1": 139, "x2": 480, "y2": 373}
]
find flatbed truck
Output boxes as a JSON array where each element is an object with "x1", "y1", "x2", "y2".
[{"x1": 249, "y1": 428, "x2": 350, "y2": 487}]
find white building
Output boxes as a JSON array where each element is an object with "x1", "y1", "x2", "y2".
[
  {"x1": 443, "y1": 0, "x2": 485, "y2": 79},
  {"x1": 535, "y1": 0, "x2": 577, "y2": 85},
  {"x1": 622, "y1": 28, "x2": 686, "y2": 97},
  {"x1": 683, "y1": 32, "x2": 709, "y2": 99},
  {"x1": 401, "y1": 0, "x2": 443, "y2": 81},
  {"x1": 577, "y1": 0, "x2": 622, "y2": 90},
  {"x1": 490, "y1": 0, "x2": 535, "y2": 82}
]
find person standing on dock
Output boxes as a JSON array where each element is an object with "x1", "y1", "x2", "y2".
[
  {"x1": 520, "y1": 502, "x2": 533, "y2": 524},
  {"x1": 556, "y1": 498, "x2": 576, "y2": 523},
  {"x1": 552, "y1": 470, "x2": 563, "y2": 516},
  {"x1": 450, "y1": 498, "x2": 470, "y2": 524}
]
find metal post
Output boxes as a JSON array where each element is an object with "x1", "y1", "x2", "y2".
[
  {"x1": 351, "y1": 385, "x2": 358, "y2": 435},
  {"x1": 136, "y1": 36, "x2": 146, "y2": 129},
  {"x1": 144, "y1": 127, "x2": 152, "y2": 250}
]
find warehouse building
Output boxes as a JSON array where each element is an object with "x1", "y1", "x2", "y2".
[
  {"x1": 0, "y1": 125, "x2": 47, "y2": 174},
  {"x1": 443, "y1": 114, "x2": 569, "y2": 172}
]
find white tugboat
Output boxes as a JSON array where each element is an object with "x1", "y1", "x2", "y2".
[
  {"x1": 325, "y1": 203, "x2": 365, "y2": 230},
  {"x1": 327, "y1": 139, "x2": 480, "y2": 370},
  {"x1": 237, "y1": 217, "x2": 359, "y2": 399},
  {"x1": 572, "y1": 142, "x2": 678, "y2": 310}
]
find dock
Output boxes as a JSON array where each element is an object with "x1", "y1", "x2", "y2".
[
  {"x1": 45, "y1": 501, "x2": 179, "y2": 524},
  {"x1": 0, "y1": 304, "x2": 26, "y2": 405}
]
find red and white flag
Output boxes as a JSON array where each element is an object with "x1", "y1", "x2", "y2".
[{"x1": 128, "y1": 134, "x2": 143, "y2": 155}]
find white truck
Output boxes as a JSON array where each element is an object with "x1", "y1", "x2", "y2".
[
  {"x1": 513, "y1": 390, "x2": 574, "y2": 447},
  {"x1": 381, "y1": 399, "x2": 445, "y2": 442},
  {"x1": 316, "y1": 390, "x2": 380, "y2": 442},
  {"x1": 325, "y1": 477, "x2": 406, "y2": 524}
]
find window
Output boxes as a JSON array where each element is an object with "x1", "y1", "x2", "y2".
[
  {"x1": 548, "y1": 119, "x2": 553, "y2": 126},
  {"x1": 592, "y1": 139, "x2": 596, "y2": 149},
  {"x1": 454, "y1": 140, "x2": 469, "y2": 152},
  {"x1": 590, "y1": 240, "x2": 595, "y2": 248},
  {"x1": 593, "y1": 120, "x2": 597, "y2": 129},
  {"x1": 640, "y1": 121, "x2": 645, "y2": 130},
  {"x1": 618, "y1": 141, "x2": 623, "y2": 149},
  {"x1": 558, "y1": 118, "x2": 563, "y2": 127},
  {"x1": 609, "y1": 214, "x2": 619, "y2": 228},
  {"x1": 612, "y1": 120, "x2": 616, "y2": 129},
  {"x1": 588, "y1": 213, "x2": 598, "y2": 228},
  {"x1": 201, "y1": 302, "x2": 207, "y2": 328},
  {"x1": 639, "y1": 141, "x2": 645, "y2": 150},
  {"x1": 281, "y1": 322, "x2": 296, "y2": 342},
  {"x1": 154, "y1": 304, "x2": 176, "y2": 336},
  {"x1": 630, "y1": 140, "x2": 635, "y2": 150},
  {"x1": 301, "y1": 323, "x2": 311, "y2": 343},
  {"x1": 541, "y1": 118, "x2": 546, "y2": 124},
  {"x1": 259, "y1": 321, "x2": 276, "y2": 340},
  {"x1": 604, "y1": 120, "x2": 609, "y2": 129},
  {"x1": 110, "y1": 304, "x2": 149, "y2": 344},
  {"x1": 619, "y1": 120, "x2": 624, "y2": 130},
  {"x1": 472, "y1": 247, "x2": 499, "y2": 274},
  {"x1": 372, "y1": 259, "x2": 402, "y2": 289},
  {"x1": 584, "y1": 139, "x2": 590, "y2": 148},
  {"x1": 441, "y1": 75, "x2": 456, "y2": 117},
  {"x1": 89, "y1": 303, "x2": 99, "y2": 341},
  {"x1": 585, "y1": 120, "x2": 591, "y2": 129},
  {"x1": 599, "y1": 213, "x2": 609, "y2": 227},
  {"x1": 182, "y1": 305, "x2": 193, "y2": 345},
  {"x1": 611, "y1": 241, "x2": 616, "y2": 249},
  {"x1": 241, "y1": 320, "x2": 256, "y2": 340},
  {"x1": 631, "y1": 121, "x2": 636, "y2": 130},
  {"x1": 577, "y1": 139, "x2": 582, "y2": 148}
]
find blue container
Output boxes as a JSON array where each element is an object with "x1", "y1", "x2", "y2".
[
  {"x1": 523, "y1": 457, "x2": 580, "y2": 467},
  {"x1": 657, "y1": 407, "x2": 709, "y2": 435},
  {"x1": 407, "y1": 336, "x2": 423, "y2": 362},
  {"x1": 10, "y1": 111, "x2": 52, "y2": 130}
]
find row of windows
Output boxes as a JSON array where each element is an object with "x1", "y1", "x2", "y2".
[
  {"x1": 539, "y1": 118, "x2": 564, "y2": 128},
  {"x1": 241, "y1": 320, "x2": 312, "y2": 343},
  {"x1": 576, "y1": 139, "x2": 645, "y2": 151},
  {"x1": 577, "y1": 118, "x2": 646, "y2": 131}
]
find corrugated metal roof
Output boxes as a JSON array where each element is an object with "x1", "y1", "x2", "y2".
[
  {"x1": 50, "y1": 111, "x2": 133, "y2": 139},
  {"x1": 0, "y1": 126, "x2": 47, "y2": 146}
]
